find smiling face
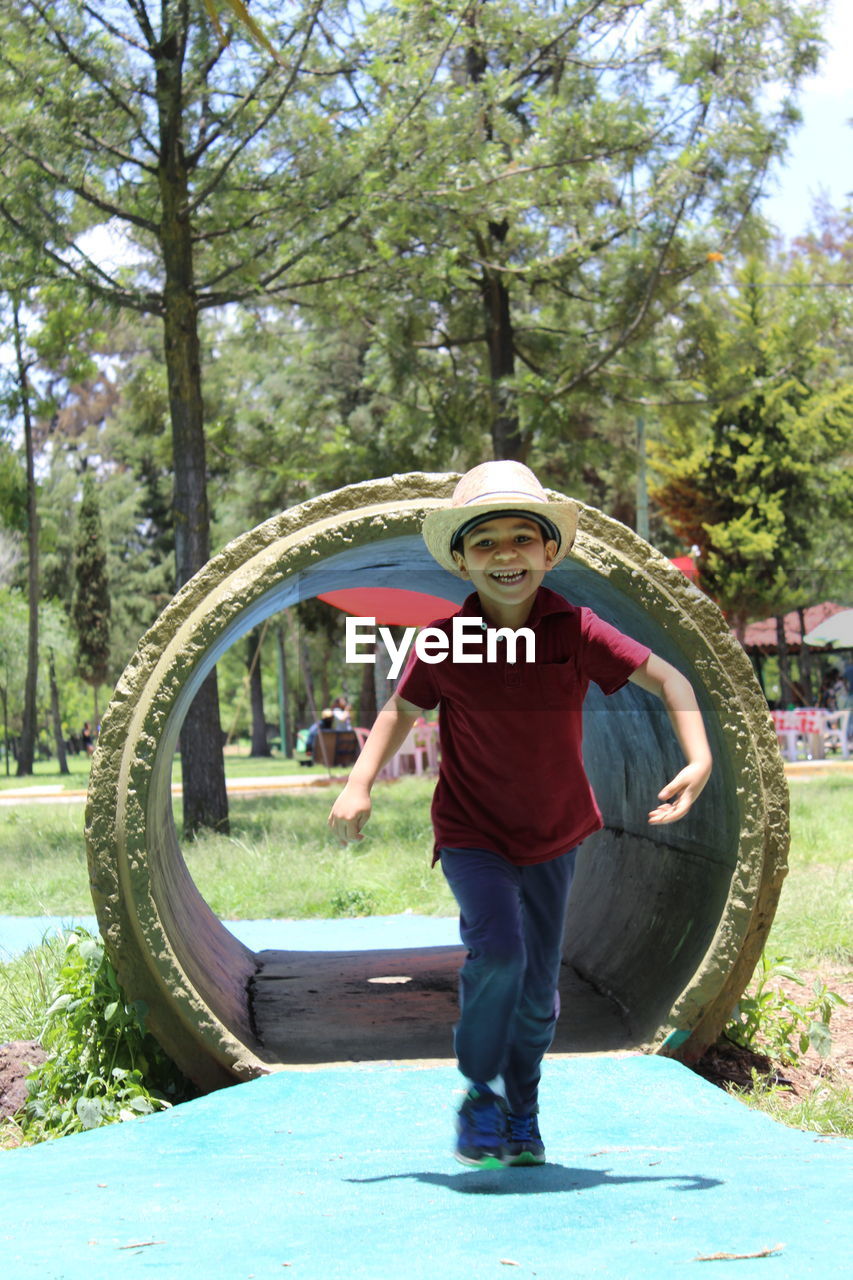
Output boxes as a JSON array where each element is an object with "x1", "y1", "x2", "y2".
[{"x1": 452, "y1": 515, "x2": 558, "y2": 626}]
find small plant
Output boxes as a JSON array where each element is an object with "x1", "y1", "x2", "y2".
[
  {"x1": 21, "y1": 929, "x2": 191, "y2": 1139},
  {"x1": 330, "y1": 887, "x2": 378, "y2": 917},
  {"x1": 726, "y1": 953, "x2": 847, "y2": 1066}
]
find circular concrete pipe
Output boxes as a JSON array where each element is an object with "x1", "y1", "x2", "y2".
[{"x1": 85, "y1": 474, "x2": 788, "y2": 1090}]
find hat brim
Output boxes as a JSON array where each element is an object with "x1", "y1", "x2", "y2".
[{"x1": 422, "y1": 497, "x2": 579, "y2": 577}]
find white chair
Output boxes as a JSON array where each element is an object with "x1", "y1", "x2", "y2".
[
  {"x1": 822, "y1": 707, "x2": 851, "y2": 759},
  {"x1": 393, "y1": 729, "x2": 429, "y2": 776}
]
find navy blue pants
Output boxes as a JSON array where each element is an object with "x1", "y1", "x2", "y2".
[{"x1": 439, "y1": 845, "x2": 577, "y2": 1115}]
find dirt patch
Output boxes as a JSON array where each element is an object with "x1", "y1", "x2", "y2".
[{"x1": 0, "y1": 1041, "x2": 46, "y2": 1120}]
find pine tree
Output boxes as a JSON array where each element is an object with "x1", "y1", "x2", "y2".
[{"x1": 72, "y1": 474, "x2": 111, "y2": 722}]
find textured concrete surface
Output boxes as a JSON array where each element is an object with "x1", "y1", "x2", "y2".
[
  {"x1": 82, "y1": 475, "x2": 789, "y2": 1086},
  {"x1": 2, "y1": 1055, "x2": 850, "y2": 1280}
]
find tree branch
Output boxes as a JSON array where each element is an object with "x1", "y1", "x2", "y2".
[
  {"x1": 0, "y1": 128, "x2": 158, "y2": 233},
  {"x1": 25, "y1": 0, "x2": 152, "y2": 139},
  {"x1": 0, "y1": 201, "x2": 162, "y2": 315},
  {"x1": 186, "y1": 1, "x2": 325, "y2": 202}
]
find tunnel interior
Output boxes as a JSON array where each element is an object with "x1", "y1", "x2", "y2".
[
  {"x1": 86, "y1": 478, "x2": 786, "y2": 1089},
  {"x1": 238, "y1": 541, "x2": 733, "y2": 1062}
]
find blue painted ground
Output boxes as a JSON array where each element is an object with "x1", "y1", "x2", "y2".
[
  {"x1": 3, "y1": 917, "x2": 852, "y2": 1276},
  {"x1": 2, "y1": 1055, "x2": 851, "y2": 1279},
  {"x1": 0, "y1": 913, "x2": 462, "y2": 961}
]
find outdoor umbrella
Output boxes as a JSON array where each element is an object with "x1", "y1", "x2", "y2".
[{"x1": 803, "y1": 607, "x2": 853, "y2": 649}]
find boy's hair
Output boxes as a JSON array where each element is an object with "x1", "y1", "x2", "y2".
[{"x1": 450, "y1": 510, "x2": 561, "y2": 559}]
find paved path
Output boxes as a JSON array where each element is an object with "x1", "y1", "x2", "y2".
[
  {"x1": 2, "y1": 1054, "x2": 851, "y2": 1279},
  {"x1": 0, "y1": 772, "x2": 334, "y2": 807},
  {"x1": 0, "y1": 757, "x2": 849, "y2": 808}
]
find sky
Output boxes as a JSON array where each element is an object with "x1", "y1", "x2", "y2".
[{"x1": 761, "y1": 0, "x2": 853, "y2": 238}]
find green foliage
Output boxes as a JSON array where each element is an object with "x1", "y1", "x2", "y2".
[
  {"x1": 21, "y1": 929, "x2": 191, "y2": 1139},
  {"x1": 320, "y1": 0, "x2": 826, "y2": 459},
  {"x1": 651, "y1": 254, "x2": 853, "y2": 621},
  {"x1": 726, "y1": 953, "x2": 847, "y2": 1066}
]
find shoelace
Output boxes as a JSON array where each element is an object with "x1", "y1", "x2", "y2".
[{"x1": 506, "y1": 1112, "x2": 536, "y2": 1141}]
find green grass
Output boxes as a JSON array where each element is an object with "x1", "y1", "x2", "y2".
[
  {"x1": 729, "y1": 1069, "x2": 853, "y2": 1139},
  {"x1": 0, "y1": 775, "x2": 848, "y2": 950},
  {"x1": 182, "y1": 777, "x2": 455, "y2": 919},
  {"x1": 0, "y1": 775, "x2": 453, "y2": 918},
  {"x1": 0, "y1": 748, "x2": 319, "y2": 794},
  {"x1": 0, "y1": 934, "x2": 65, "y2": 1043},
  {"x1": 768, "y1": 777, "x2": 852, "y2": 969}
]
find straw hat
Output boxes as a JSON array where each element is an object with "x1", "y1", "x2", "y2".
[{"x1": 422, "y1": 461, "x2": 579, "y2": 577}]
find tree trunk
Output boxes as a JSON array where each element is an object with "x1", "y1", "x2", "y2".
[
  {"x1": 247, "y1": 626, "x2": 271, "y2": 757},
  {"x1": 775, "y1": 614, "x2": 796, "y2": 707},
  {"x1": 275, "y1": 620, "x2": 292, "y2": 757},
  {"x1": 157, "y1": 28, "x2": 228, "y2": 835},
  {"x1": 13, "y1": 301, "x2": 38, "y2": 777},
  {"x1": 796, "y1": 607, "x2": 815, "y2": 705},
  {"x1": 48, "y1": 649, "x2": 69, "y2": 775},
  {"x1": 481, "y1": 221, "x2": 526, "y2": 462},
  {"x1": 465, "y1": 19, "x2": 524, "y2": 464},
  {"x1": 359, "y1": 659, "x2": 377, "y2": 728},
  {"x1": 1, "y1": 688, "x2": 9, "y2": 777}
]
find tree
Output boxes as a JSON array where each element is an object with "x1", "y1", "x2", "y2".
[
  {"x1": 9, "y1": 300, "x2": 40, "y2": 775},
  {"x1": 72, "y1": 473, "x2": 111, "y2": 722},
  {"x1": 0, "y1": 0, "x2": 365, "y2": 831},
  {"x1": 325, "y1": 0, "x2": 826, "y2": 463},
  {"x1": 0, "y1": 589, "x2": 28, "y2": 775},
  {"x1": 651, "y1": 255, "x2": 853, "y2": 633}
]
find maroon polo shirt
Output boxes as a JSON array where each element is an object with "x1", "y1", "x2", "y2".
[{"x1": 396, "y1": 585, "x2": 650, "y2": 865}]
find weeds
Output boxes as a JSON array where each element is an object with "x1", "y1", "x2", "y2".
[
  {"x1": 726, "y1": 953, "x2": 847, "y2": 1066},
  {"x1": 19, "y1": 929, "x2": 192, "y2": 1141},
  {"x1": 729, "y1": 1067, "x2": 853, "y2": 1138}
]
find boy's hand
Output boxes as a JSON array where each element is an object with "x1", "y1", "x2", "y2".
[
  {"x1": 648, "y1": 760, "x2": 711, "y2": 825},
  {"x1": 328, "y1": 782, "x2": 372, "y2": 846}
]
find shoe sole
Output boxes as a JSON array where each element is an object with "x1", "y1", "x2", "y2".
[
  {"x1": 454, "y1": 1151, "x2": 506, "y2": 1170},
  {"x1": 504, "y1": 1151, "x2": 546, "y2": 1166}
]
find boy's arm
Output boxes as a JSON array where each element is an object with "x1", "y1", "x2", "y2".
[
  {"x1": 628, "y1": 654, "x2": 713, "y2": 825},
  {"x1": 328, "y1": 692, "x2": 425, "y2": 845}
]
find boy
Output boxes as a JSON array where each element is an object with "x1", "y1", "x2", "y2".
[{"x1": 328, "y1": 461, "x2": 712, "y2": 1169}]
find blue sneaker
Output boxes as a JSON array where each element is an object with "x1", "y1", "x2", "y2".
[
  {"x1": 504, "y1": 1110, "x2": 545, "y2": 1165},
  {"x1": 455, "y1": 1084, "x2": 507, "y2": 1168}
]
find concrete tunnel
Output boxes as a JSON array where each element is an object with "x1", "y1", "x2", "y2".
[{"x1": 85, "y1": 473, "x2": 789, "y2": 1091}]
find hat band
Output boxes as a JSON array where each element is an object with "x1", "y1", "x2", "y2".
[
  {"x1": 459, "y1": 488, "x2": 549, "y2": 507},
  {"x1": 450, "y1": 509, "x2": 561, "y2": 557}
]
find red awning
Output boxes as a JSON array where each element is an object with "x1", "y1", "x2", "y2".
[
  {"x1": 737, "y1": 602, "x2": 847, "y2": 652},
  {"x1": 670, "y1": 555, "x2": 700, "y2": 584},
  {"x1": 317, "y1": 587, "x2": 458, "y2": 627}
]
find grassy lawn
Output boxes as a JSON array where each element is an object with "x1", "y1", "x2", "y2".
[
  {"x1": 0, "y1": 774, "x2": 848, "y2": 962},
  {"x1": 0, "y1": 748, "x2": 315, "y2": 794}
]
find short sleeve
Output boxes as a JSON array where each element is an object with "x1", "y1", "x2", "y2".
[
  {"x1": 580, "y1": 607, "x2": 650, "y2": 695},
  {"x1": 396, "y1": 641, "x2": 441, "y2": 710}
]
